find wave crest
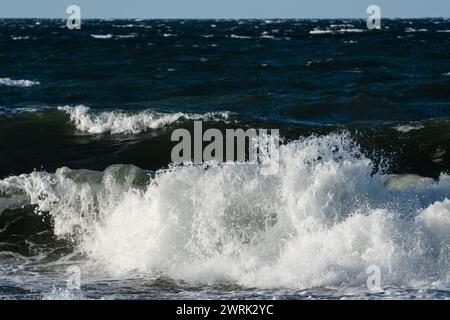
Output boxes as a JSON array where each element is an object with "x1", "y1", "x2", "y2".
[{"x1": 58, "y1": 105, "x2": 231, "y2": 134}]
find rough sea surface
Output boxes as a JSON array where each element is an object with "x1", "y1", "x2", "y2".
[{"x1": 0, "y1": 18, "x2": 450, "y2": 300}]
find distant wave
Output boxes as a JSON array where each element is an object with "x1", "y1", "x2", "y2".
[
  {"x1": 229, "y1": 34, "x2": 252, "y2": 39},
  {"x1": 91, "y1": 33, "x2": 139, "y2": 39},
  {"x1": 116, "y1": 34, "x2": 138, "y2": 39},
  {"x1": 310, "y1": 28, "x2": 365, "y2": 35},
  {"x1": 392, "y1": 123, "x2": 425, "y2": 133},
  {"x1": 0, "y1": 77, "x2": 40, "y2": 87},
  {"x1": 405, "y1": 28, "x2": 428, "y2": 33},
  {"x1": 11, "y1": 36, "x2": 31, "y2": 40},
  {"x1": 58, "y1": 105, "x2": 231, "y2": 134},
  {"x1": 0, "y1": 107, "x2": 38, "y2": 115},
  {"x1": 90, "y1": 34, "x2": 113, "y2": 39}
]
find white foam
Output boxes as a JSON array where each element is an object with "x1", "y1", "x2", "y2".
[
  {"x1": 230, "y1": 34, "x2": 252, "y2": 39},
  {"x1": 42, "y1": 287, "x2": 85, "y2": 300},
  {"x1": 112, "y1": 24, "x2": 135, "y2": 28},
  {"x1": 405, "y1": 28, "x2": 428, "y2": 33},
  {"x1": 310, "y1": 29, "x2": 365, "y2": 35},
  {"x1": 260, "y1": 35, "x2": 279, "y2": 40},
  {"x1": 330, "y1": 24, "x2": 354, "y2": 28},
  {"x1": 417, "y1": 199, "x2": 450, "y2": 243},
  {"x1": 0, "y1": 78, "x2": 40, "y2": 87},
  {"x1": 58, "y1": 105, "x2": 231, "y2": 134},
  {"x1": 393, "y1": 124, "x2": 425, "y2": 133},
  {"x1": 11, "y1": 36, "x2": 30, "y2": 40},
  {"x1": 310, "y1": 29, "x2": 333, "y2": 35},
  {"x1": 2, "y1": 133, "x2": 450, "y2": 290},
  {"x1": 90, "y1": 34, "x2": 113, "y2": 39},
  {"x1": 116, "y1": 34, "x2": 138, "y2": 39}
]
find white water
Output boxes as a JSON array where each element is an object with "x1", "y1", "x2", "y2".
[
  {"x1": 90, "y1": 34, "x2": 113, "y2": 39},
  {"x1": 1, "y1": 133, "x2": 450, "y2": 290},
  {"x1": 393, "y1": 124, "x2": 425, "y2": 133},
  {"x1": 309, "y1": 29, "x2": 365, "y2": 35},
  {"x1": 0, "y1": 77, "x2": 40, "y2": 87},
  {"x1": 58, "y1": 105, "x2": 231, "y2": 134}
]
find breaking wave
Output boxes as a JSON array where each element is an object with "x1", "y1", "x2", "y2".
[
  {"x1": 1, "y1": 133, "x2": 450, "y2": 290},
  {"x1": 58, "y1": 105, "x2": 231, "y2": 134}
]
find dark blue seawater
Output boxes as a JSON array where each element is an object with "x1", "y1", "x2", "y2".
[{"x1": 1, "y1": 19, "x2": 450, "y2": 300}]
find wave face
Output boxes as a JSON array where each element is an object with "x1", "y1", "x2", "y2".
[{"x1": 2, "y1": 133, "x2": 450, "y2": 293}]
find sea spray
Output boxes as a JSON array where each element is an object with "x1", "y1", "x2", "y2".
[{"x1": 1, "y1": 133, "x2": 450, "y2": 289}]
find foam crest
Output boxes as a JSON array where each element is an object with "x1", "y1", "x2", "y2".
[{"x1": 58, "y1": 105, "x2": 230, "y2": 134}]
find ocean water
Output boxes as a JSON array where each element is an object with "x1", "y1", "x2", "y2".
[{"x1": 0, "y1": 18, "x2": 450, "y2": 300}]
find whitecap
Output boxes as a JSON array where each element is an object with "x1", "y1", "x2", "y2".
[
  {"x1": 260, "y1": 35, "x2": 278, "y2": 40},
  {"x1": 393, "y1": 124, "x2": 425, "y2": 133},
  {"x1": 116, "y1": 34, "x2": 138, "y2": 39},
  {"x1": 309, "y1": 29, "x2": 333, "y2": 35},
  {"x1": 57, "y1": 105, "x2": 231, "y2": 134},
  {"x1": 310, "y1": 29, "x2": 365, "y2": 35},
  {"x1": 405, "y1": 28, "x2": 428, "y2": 33},
  {"x1": 330, "y1": 24, "x2": 354, "y2": 28},
  {"x1": 112, "y1": 24, "x2": 135, "y2": 28},
  {"x1": 90, "y1": 34, "x2": 113, "y2": 39},
  {"x1": 230, "y1": 34, "x2": 252, "y2": 39},
  {"x1": 0, "y1": 77, "x2": 40, "y2": 87},
  {"x1": 11, "y1": 36, "x2": 30, "y2": 40}
]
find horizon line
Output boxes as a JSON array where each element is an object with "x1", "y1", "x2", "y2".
[{"x1": 0, "y1": 16, "x2": 448, "y2": 20}]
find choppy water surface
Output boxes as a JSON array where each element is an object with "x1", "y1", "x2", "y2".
[{"x1": 1, "y1": 19, "x2": 450, "y2": 299}]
